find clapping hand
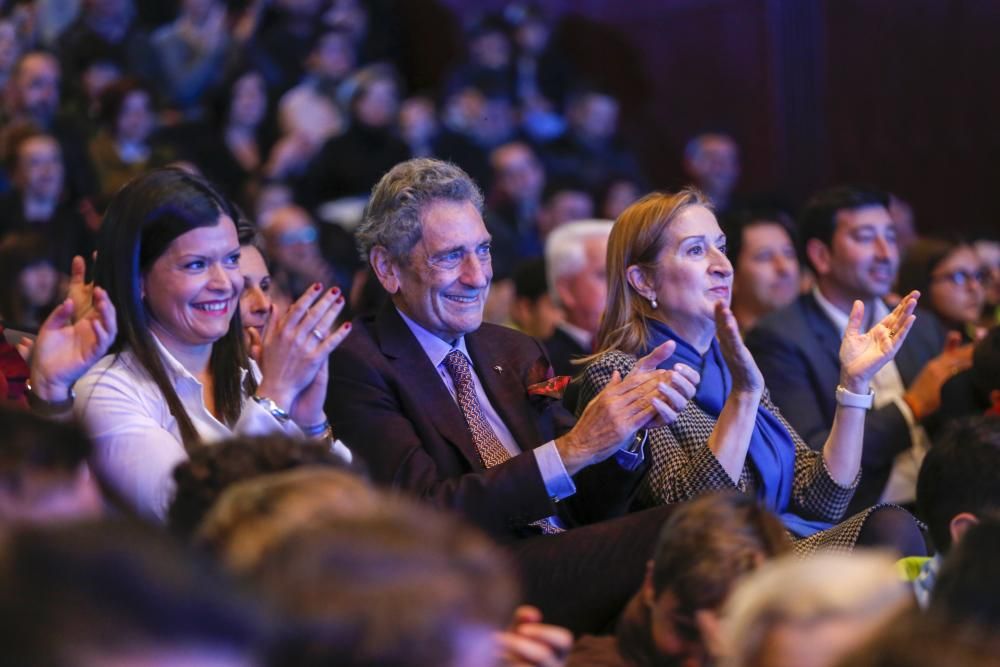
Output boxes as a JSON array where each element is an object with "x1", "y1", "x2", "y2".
[
  {"x1": 496, "y1": 606, "x2": 572, "y2": 667},
  {"x1": 18, "y1": 286, "x2": 118, "y2": 402},
  {"x1": 714, "y1": 301, "x2": 764, "y2": 395},
  {"x1": 839, "y1": 291, "x2": 918, "y2": 393},
  {"x1": 254, "y1": 284, "x2": 351, "y2": 426}
]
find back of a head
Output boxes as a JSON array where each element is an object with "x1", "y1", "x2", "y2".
[
  {"x1": 0, "y1": 407, "x2": 99, "y2": 523},
  {"x1": 834, "y1": 610, "x2": 1000, "y2": 667},
  {"x1": 799, "y1": 186, "x2": 888, "y2": 267},
  {"x1": 650, "y1": 492, "x2": 791, "y2": 614},
  {"x1": 0, "y1": 519, "x2": 265, "y2": 667},
  {"x1": 168, "y1": 434, "x2": 357, "y2": 540},
  {"x1": 196, "y1": 466, "x2": 379, "y2": 573},
  {"x1": 252, "y1": 497, "x2": 518, "y2": 667},
  {"x1": 916, "y1": 416, "x2": 1000, "y2": 554},
  {"x1": 929, "y1": 514, "x2": 1000, "y2": 630},
  {"x1": 722, "y1": 551, "x2": 911, "y2": 667}
]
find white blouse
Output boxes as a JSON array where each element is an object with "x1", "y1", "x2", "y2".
[{"x1": 74, "y1": 336, "x2": 351, "y2": 520}]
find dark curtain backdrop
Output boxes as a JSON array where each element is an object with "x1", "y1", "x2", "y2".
[{"x1": 399, "y1": 0, "x2": 1000, "y2": 235}]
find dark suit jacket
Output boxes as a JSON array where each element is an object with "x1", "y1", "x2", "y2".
[
  {"x1": 745, "y1": 293, "x2": 944, "y2": 512},
  {"x1": 543, "y1": 326, "x2": 589, "y2": 379},
  {"x1": 326, "y1": 303, "x2": 646, "y2": 541}
]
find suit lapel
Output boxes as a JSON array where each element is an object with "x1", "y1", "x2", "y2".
[
  {"x1": 374, "y1": 304, "x2": 483, "y2": 469},
  {"x1": 467, "y1": 329, "x2": 546, "y2": 452},
  {"x1": 802, "y1": 293, "x2": 843, "y2": 371}
]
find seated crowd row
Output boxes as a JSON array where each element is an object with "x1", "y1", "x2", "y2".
[{"x1": 0, "y1": 157, "x2": 998, "y2": 667}]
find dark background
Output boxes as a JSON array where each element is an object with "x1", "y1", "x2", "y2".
[{"x1": 396, "y1": 0, "x2": 1000, "y2": 235}]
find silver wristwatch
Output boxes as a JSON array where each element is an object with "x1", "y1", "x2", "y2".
[{"x1": 252, "y1": 395, "x2": 291, "y2": 423}]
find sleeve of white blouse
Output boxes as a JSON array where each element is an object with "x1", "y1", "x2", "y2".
[{"x1": 74, "y1": 364, "x2": 189, "y2": 522}]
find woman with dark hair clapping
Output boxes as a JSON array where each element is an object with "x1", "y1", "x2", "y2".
[{"x1": 75, "y1": 168, "x2": 350, "y2": 519}]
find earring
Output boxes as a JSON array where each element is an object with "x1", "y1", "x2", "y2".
[{"x1": 648, "y1": 296, "x2": 658, "y2": 309}]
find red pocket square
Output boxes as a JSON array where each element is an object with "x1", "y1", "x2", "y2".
[{"x1": 527, "y1": 375, "x2": 571, "y2": 399}]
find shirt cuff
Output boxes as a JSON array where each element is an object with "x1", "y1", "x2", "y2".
[
  {"x1": 614, "y1": 445, "x2": 646, "y2": 471},
  {"x1": 534, "y1": 440, "x2": 577, "y2": 501}
]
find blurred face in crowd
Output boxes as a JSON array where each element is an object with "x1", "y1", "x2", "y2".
[
  {"x1": 263, "y1": 206, "x2": 323, "y2": 272},
  {"x1": 354, "y1": 77, "x2": 398, "y2": 128},
  {"x1": 633, "y1": 204, "x2": 732, "y2": 346},
  {"x1": 141, "y1": 217, "x2": 242, "y2": 356},
  {"x1": 399, "y1": 96, "x2": 437, "y2": 148},
  {"x1": 491, "y1": 143, "x2": 544, "y2": 205},
  {"x1": 732, "y1": 222, "x2": 800, "y2": 321},
  {"x1": 515, "y1": 19, "x2": 550, "y2": 56},
  {"x1": 182, "y1": 0, "x2": 218, "y2": 22},
  {"x1": 0, "y1": 21, "x2": 20, "y2": 74},
  {"x1": 686, "y1": 135, "x2": 740, "y2": 202},
  {"x1": 387, "y1": 200, "x2": 493, "y2": 342},
  {"x1": 229, "y1": 72, "x2": 267, "y2": 129},
  {"x1": 16, "y1": 135, "x2": 63, "y2": 202},
  {"x1": 975, "y1": 239, "x2": 1000, "y2": 307},
  {"x1": 19, "y1": 260, "x2": 59, "y2": 309},
  {"x1": 808, "y1": 205, "x2": 898, "y2": 307},
  {"x1": 313, "y1": 31, "x2": 355, "y2": 79},
  {"x1": 239, "y1": 244, "x2": 273, "y2": 335},
  {"x1": 116, "y1": 89, "x2": 154, "y2": 144},
  {"x1": 538, "y1": 190, "x2": 594, "y2": 239},
  {"x1": 928, "y1": 245, "x2": 986, "y2": 327},
  {"x1": 83, "y1": 60, "x2": 123, "y2": 107},
  {"x1": 11, "y1": 52, "x2": 59, "y2": 125},
  {"x1": 470, "y1": 29, "x2": 510, "y2": 69},
  {"x1": 570, "y1": 93, "x2": 618, "y2": 143},
  {"x1": 557, "y1": 234, "x2": 608, "y2": 335},
  {"x1": 603, "y1": 179, "x2": 641, "y2": 220}
]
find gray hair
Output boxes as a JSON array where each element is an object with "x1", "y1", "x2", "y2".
[
  {"x1": 545, "y1": 219, "x2": 614, "y2": 306},
  {"x1": 721, "y1": 551, "x2": 911, "y2": 667},
  {"x1": 356, "y1": 158, "x2": 484, "y2": 261}
]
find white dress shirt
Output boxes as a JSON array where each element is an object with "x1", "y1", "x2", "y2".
[
  {"x1": 812, "y1": 288, "x2": 929, "y2": 503},
  {"x1": 74, "y1": 335, "x2": 351, "y2": 520}
]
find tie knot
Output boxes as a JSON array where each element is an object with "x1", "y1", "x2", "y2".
[{"x1": 443, "y1": 348, "x2": 471, "y2": 378}]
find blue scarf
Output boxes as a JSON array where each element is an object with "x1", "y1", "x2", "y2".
[{"x1": 645, "y1": 319, "x2": 831, "y2": 537}]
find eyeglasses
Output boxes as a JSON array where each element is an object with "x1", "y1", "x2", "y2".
[
  {"x1": 930, "y1": 269, "x2": 990, "y2": 286},
  {"x1": 276, "y1": 227, "x2": 318, "y2": 246}
]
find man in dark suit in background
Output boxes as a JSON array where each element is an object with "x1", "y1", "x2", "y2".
[
  {"x1": 327, "y1": 158, "x2": 695, "y2": 633},
  {"x1": 747, "y1": 187, "x2": 971, "y2": 512},
  {"x1": 542, "y1": 220, "x2": 613, "y2": 377}
]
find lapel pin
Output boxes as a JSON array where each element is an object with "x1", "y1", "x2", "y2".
[{"x1": 493, "y1": 365, "x2": 503, "y2": 374}]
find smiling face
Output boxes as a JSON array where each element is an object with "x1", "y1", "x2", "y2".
[
  {"x1": 141, "y1": 216, "x2": 242, "y2": 356},
  {"x1": 639, "y1": 205, "x2": 732, "y2": 345},
  {"x1": 389, "y1": 200, "x2": 492, "y2": 342},
  {"x1": 811, "y1": 205, "x2": 898, "y2": 309},
  {"x1": 928, "y1": 245, "x2": 986, "y2": 327},
  {"x1": 239, "y1": 244, "x2": 273, "y2": 333}
]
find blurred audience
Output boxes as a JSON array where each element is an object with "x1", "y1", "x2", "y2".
[
  {"x1": 543, "y1": 220, "x2": 612, "y2": 376},
  {"x1": 683, "y1": 132, "x2": 740, "y2": 213},
  {"x1": 724, "y1": 208, "x2": 801, "y2": 333},
  {"x1": 896, "y1": 238, "x2": 986, "y2": 341},
  {"x1": 722, "y1": 552, "x2": 912, "y2": 667}
]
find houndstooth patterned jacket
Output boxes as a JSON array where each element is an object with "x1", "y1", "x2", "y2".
[{"x1": 578, "y1": 350, "x2": 860, "y2": 530}]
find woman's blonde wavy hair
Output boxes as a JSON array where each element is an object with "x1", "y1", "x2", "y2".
[{"x1": 591, "y1": 187, "x2": 711, "y2": 358}]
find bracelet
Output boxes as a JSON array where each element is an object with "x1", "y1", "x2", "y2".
[
  {"x1": 252, "y1": 395, "x2": 291, "y2": 423},
  {"x1": 300, "y1": 419, "x2": 331, "y2": 437},
  {"x1": 25, "y1": 379, "x2": 75, "y2": 417},
  {"x1": 835, "y1": 384, "x2": 875, "y2": 410}
]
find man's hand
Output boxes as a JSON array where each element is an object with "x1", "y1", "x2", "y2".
[
  {"x1": 903, "y1": 329, "x2": 975, "y2": 421},
  {"x1": 557, "y1": 340, "x2": 700, "y2": 474},
  {"x1": 19, "y1": 286, "x2": 118, "y2": 402},
  {"x1": 496, "y1": 605, "x2": 572, "y2": 667}
]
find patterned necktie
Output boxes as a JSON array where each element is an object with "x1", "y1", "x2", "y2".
[{"x1": 442, "y1": 349, "x2": 564, "y2": 534}]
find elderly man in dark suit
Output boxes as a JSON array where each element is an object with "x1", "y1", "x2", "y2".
[
  {"x1": 746, "y1": 187, "x2": 972, "y2": 513},
  {"x1": 327, "y1": 158, "x2": 696, "y2": 634}
]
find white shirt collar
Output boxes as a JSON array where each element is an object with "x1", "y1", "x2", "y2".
[
  {"x1": 396, "y1": 307, "x2": 473, "y2": 368},
  {"x1": 812, "y1": 286, "x2": 888, "y2": 335},
  {"x1": 558, "y1": 321, "x2": 593, "y2": 351}
]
